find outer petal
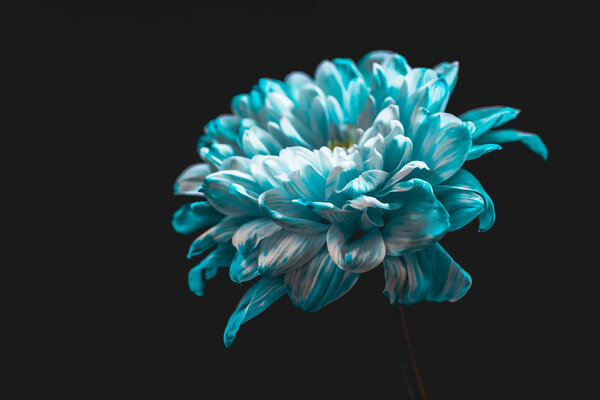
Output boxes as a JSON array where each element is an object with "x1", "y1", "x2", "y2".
[
  {"x1": 188, "y1": 215, "x2": 251, "y2": 258},
  {"x1": 188, "y1": 244, "x2": 235, "y2": 296},
  {"x1": 439, "y1": 169, "x2": 495, "y2": 232},
  {"x1": 434, "y1": 185, "x2": 485, "y2": 231},
  {"x1": 174, "y1": 163, "x2": 213, "y2": 196},
  {"x1": 258, "y1": 230, "x2": 326, "y2": 277},
  {"x1": 203, "y1": 171, "x2": 262, "y2": 216},
  {"x1": 285, "y1": 248, "x2": 359, "y2": 312},
  {"x1": 381, "y1": 181, "x2": 450, "y2": 255},
  {"x1": 223, "y1": 277, "x2": 286, "y2": 347},
  {"x1": 459, "y1": 106, "x2": 520, "y2": 140},
  {"x1": 232, "y1": 218, "x2": 282, "y2": 253},
  {"x1": 409, "y1": 110, "x2": 472, "y2": 184},
  {"x1": 172, "y1": 201, "x2": 223, "y2": 235},
  {"x1": 475, "y1": 129, "x2": 548, "y2": 160},
  {"x1": 326, "y1": 224, "x2": 386, "y2": 273},
  {"x1": 466, "y1": 144, "x2": 502, "y2": 161},
  {"x1": 258, "y1": 188, "x2": 329, "y2": 234},
  {"x1": 229, "y1": 248, "x2": 260, "y2": 284},
  {"x1": 383, "y1": 243, "x2": 471, "y2": 305}
]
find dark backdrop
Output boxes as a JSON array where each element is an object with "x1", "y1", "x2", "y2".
[{"x1": 4, "y1": 1, "x2": 593, "y2": 398}]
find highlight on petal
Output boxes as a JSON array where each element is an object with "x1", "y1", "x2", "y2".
[
  {"x1": 229, "y1": 248, "x2": 260, "y2": 284},
  {"x1": 172, "y1": 201, "x2": 223, "y2": 235},
  {"x1": 439, "y1": 169, "x2": 495, "y2": 232},
  {"x1": 459, "y1": 106, "x2": 520, "y2": 140},
  {"x1": 434, "y1": 185, "x2": 485, "y2": 232},
  {"x1": 466, "y1": 144, "x2": 502, "y2": 161},
  {"x1": 174, "y1": 163, "x2": 213, "y2": 196},
  {"x1": 188, "y1": 244, "x2": 236, "y2": 296},
  {"x1": 258, "y1": 188, "x2": 329, "y2": 233},
  {"x1": 223, "y1": 277, "x2": 286, "y2": 347},
  {"x1": 285, "y1": 248, "x2": 359, "y2": 312},
  {"x1": 383, "y1": 243, "x2": 471, "y2": 305},
  {"x1": 203, "y1": 171, "x2": 262, "y2": 216},
  {"x1": 232, "y1": 218, "x2": 282, "y2": 253},
  {"x1": 326, "y1": 223, "x2": 386, "y2": 273},
  {"x1": 258, "y1": 230, "x2": 326, "y2": 277},
  {"x1": 475, "y1": 129, "x2": 548, "y2": 160},
  {"x1": 188, "y1": 215, "x2": 251, "y2": 258}
]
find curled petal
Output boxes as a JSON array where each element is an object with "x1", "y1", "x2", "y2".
[
  {"x1": 223, "y1": 277, "x2": 286, "y2": 347},
  {"x1": 188, "y1": 244, "x2": 235, "y2": 296},
  {"x1": 258, "y1": 230, "x2": 326, "y2": 277},
  {"x1": 203, "y1": 171, "x2": 262, "y2": 216},
  {"x1": 434, "y1": 186, "x2": 485, "y2": 231},
  {"x1": 326, "y1": 224, "x2": 386, "y2": 273},
  {"x1": 229, "y1": 248, "x2": 260, "y2": 284},
  {"x1": 285, "y1": 248, "x2": 359, "y2": 312},
  {"x1": 174, "y1": 163, "x2": 213, "y2": 196},
  {"x1": 383, "y1": 243, "x2": 471, "y2": 305},
  {"x1": 475, "y1": 129, "x2": 548, "y2": 160},
  {"x1": 232, "y1": 218, "x2": 282, "y2": 253},
  {"x1": 258, "y1": 188, "x2": 329, "y2": 233},
  {"x1": 337, "y1": 170, "x2": 388, "y2": 197},
  {"x1": 172, "y1": 202, "x2": 223, "y2": 235},
  {"x1": 278, "y1": 162, "x2": 327, "y2": 201},
  {"x1": 459, "y1": 106, "x2": 520, "y2": 139},
  {"x1": 325, "y1": 161, "x2": 361, "y2": 200},
  {"x1": 466, "y1": 144, "x2": 502, "y2": 161},
  {"x1": 188, "y1": 215, "x2": 251, "y2": 258}
]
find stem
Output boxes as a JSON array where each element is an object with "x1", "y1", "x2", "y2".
[{"x1": 397, "y1": 306, "x2": 428, "y2": 400}]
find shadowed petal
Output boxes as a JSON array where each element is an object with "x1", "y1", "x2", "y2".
[
  {"x1": 174, "y1": 163, "x2": 213, "y2": 196},
  {"x1": 203, "y1": 171, "x2": 262, "y2": 216},
  {"x1": 258, "y1": 230, "x2": 326, "y2": 277},
  {"x1": 258, "y1": 188, "x2": 329, "y2": 233},
  {"x1": 466, "y1": 144, "x2": 502, "y2": 161},
  {"x1": 459, "y1": 106, "x2": 520, "y2": 139},
  {"x1": 188, "y1": 244, "x2": 236, "y2": 296},
  {"x1": 383, "y1": 243, "x2": 471, "y2": 305},
  {"x1": 434, "y1": 185, "x2": 485, "y2": 231},
  {"x1": 475, "y1": 129, "x2": 548, "y2": 160},
  {"x1": 172, "y1": 202, "x2": 223, "y2": 235},
  {"x1": 188, "y1": 215, "x2": 251, "y2": 258},
  {"x1": 285, "y1": 248, "x2": 359, "y2": 312},
  {"x1": 223, "y1": 277, "x2": 286, "y2": 347},
  {"x1": 229, "y1": 248, "x2": 260, "y2": 284},
  {"x1": 326, "y1": 224, "x2": 386, "y2": 272},
  {"x1": 232, "y1": 218, "x2": 282, "y2": 253}
]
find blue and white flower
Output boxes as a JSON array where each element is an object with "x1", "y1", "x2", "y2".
[{"x1": 172, "y1": 50, "x2": 546, "y2": 346}]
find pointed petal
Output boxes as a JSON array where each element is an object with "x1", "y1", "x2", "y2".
[
  {"x1": 326, "y1": 224, "x2": 386, "y2": 273},
  {"x1": 258, "y1": 230, "x2": 326, "y2": 277},
  {"x1": 285, "y1": 248, "x2": 359, "y2": 312},
  {"x1": 466, "y1": 144, "x2": 502, "y2": 161},
  {"x1": 383, "y1": 256, "x2": 408, "y2": 304},
  {"x1": 258, "y1": 188, "x2": 329, "y2": 233},
  {"x1": 229, "y1": 248, "x2": 260, "y2": 284},
  {"x1": 174, "y1": 163, "x2": 213, "y2": 196},
  {"x1": 475, "y1": 129, "x2": 548, "y2": 160},
  {"x1": 188, "y1": 215, "x2": 251, "y2": 258},
  {"x1": 459, "y1": 106, "x2": 520, "y2": 139},
  {"x1": 223, "y1": 277, "x2": 286, "y2": 346},
  {"x1": 337, "y1": 169, "x2": 388, "y2": 197},
  {"x1": 188, "y1": 244, "x2": 236, "y2": 296},
  {"x1": 172, "y1": 202, "x2": 223, "y2": 235}
]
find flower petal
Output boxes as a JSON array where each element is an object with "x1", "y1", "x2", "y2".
[
  {"x1": 337, "y1": 169, "x2": 388, "y2": 197},
  {"x1": 325, "y1": 160, "x2": 361, "y2": 200},
  {"x1": 188, "y1": 216, "x2": 251, "y2": 258},
  {"x1": 326, "y1": 224, "x2": 386, "y2": 272},
  {"x1": 409, "y1": 110, "x2": 472, "y2": 184},
  {"x1": 232, "y1": 218, "x2": 281, "y2": 253},
  {"x1": 438, "y1": 169, "x2": 495, "y2": 232},
  {"x1": 188, "y1": 244, "x2": 236, "y2": 296},
  {"x1": 174, "y1": 163, "x2": 213, "y2": 196},
  {"x1": 278, "y1": 162, "x2": 327, "y2": 201},
  {"x1": 380, "y1": 181, "x2": 450, "y2": 255},
  {"x1": 383, "y1": 243, "x2": 471, "y2": 305},
  {"x1": 203, "y1": 171, "x2": 262, "y2": 216},
  {"x1": 285, "y1": 248, "x2": 359, "y2": 312},
  {"x1": 172, "y1": 201, "x2": 223, "y2": 235},
  {"x1": 434, "y1": 185, "x2": 485, "y2": 231},
  {"x1": 241, "y1": 125, "x2": 283, "y2": 156},
  {"x1": 466, "y1": 144, "x2": 502, "y2": 161},
  {"x1": 229, "y1": 248, "x2": 260, "y2": 284},
  {"x1": 258, "y1": 188, "x2": 329, "y2": 233},
  {"x1": 258, "y1": 230, "x2": 326, "y2": 277},
  {"x1": 459, "y1": 106, "x2": 520, "y2": 139},
  {"x1": 223, "y1": 277, "x2": 286, "y2": 347},
  {"x1": 475, "y1": 129, "x2": 548, "y2": 160}
]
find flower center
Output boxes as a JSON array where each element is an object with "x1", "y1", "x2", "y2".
[
  {"x1": 327, "y1": 138, "x2": 355, "y2": 150},
  {"x1": 327, "y1": 124, "x2": 360, "y2": 150}
]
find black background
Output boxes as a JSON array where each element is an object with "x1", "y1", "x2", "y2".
[{"x1": 4, "y1": 0, "x2": 594, "y2": 398}]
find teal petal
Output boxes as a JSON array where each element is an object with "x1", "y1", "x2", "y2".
[
  {"x1": 203, "y1": 171, "x2": 262, "y2": 216},
  {"x1": 188, "y1": 216, "x2": 251, "y2": 258},
  {"x1": 459, "y1": 106, "x2": 520, "y2": 139},
  {"x1": 174, "y1": 163, "x2": 213, "y2": 196},
  {"x1": 188, "y1": 244, "x2": 235, "y2": 296},
  {"x1": 279, "y1": 162, "x2": 327, "y2": 201},
  {"x1": 315, "y1": 60, "x2": 345, "y2": 107},
  {"x1": 383, "y1": 134, "x2": 413, "y2": 173},
  {"x1": 258, "y1": 230, "x2": 326, "y2": 277},
  {"x1": 382, "y1": 161, "x2": 430, "y2": 191},
  {"x1": 199, "y1": 143, "x2": 236, "y2": 169},
  {"x1": 438, "y1": 169, "x2": 495, "y2": 232},
  {"x1": 466, "y1": 144, "x2": 502, "y2": 161},
  {"x1": 325, "y1": 160, "x2": 361, "y2": 200},
  {"x1": 409, "y1": 110, "x2": 472, "y2": 184},
  {"x1": 433, "y1": 61, "x2": 459, "y2": 111},
  {"x1": 229, "y1": 248, "x2": 260, "y2": 284},
  {"x1": 232, "y1": 218, "x2": 282, "y2": 253},
  {"x1": 326, "y1": 224, "x2": 386, "y2": 273},
  {"x1": 258, "y1": 188, "x2": 329, "y2": 233},
  {"x1": 475, "y1": 129, "x2": 548, "y2": 160},
  {"x1": 337, "y1": 169, "x2": 388, "y2": 197},
  {"x1": 381, "y1": 181, "x2": 450, "y2": 255},
  {"x1": 285, "y1": 248, "x2": 359, "y2": 312},
  {"x1": 434, "y1": 185, "x2": 485, "y2": 232},
  {"x1": 240, "y1": 125, "x2": 283, "y2": 156},
  {"x1": 172, "y1": 202, "x2": 223, "y2": 235},
  {"x1": 223, "y1": 277, "x2": 286, "y2": 347},
  {"x1": 383, "y1": 243, "x2": 471, "y2": 305}
]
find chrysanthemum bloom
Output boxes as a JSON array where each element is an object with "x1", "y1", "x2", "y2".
[{"x1": 172, "y1": 51, "x2": 547, "y2": 346}]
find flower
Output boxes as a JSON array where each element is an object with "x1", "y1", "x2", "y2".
[{"x1": 172, "y1": 50, "x2": 547, "y2": 346}]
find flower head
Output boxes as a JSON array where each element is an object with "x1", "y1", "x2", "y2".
[{"x1": 172, "y1": 51, "x2": 547, "y2": 346}]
